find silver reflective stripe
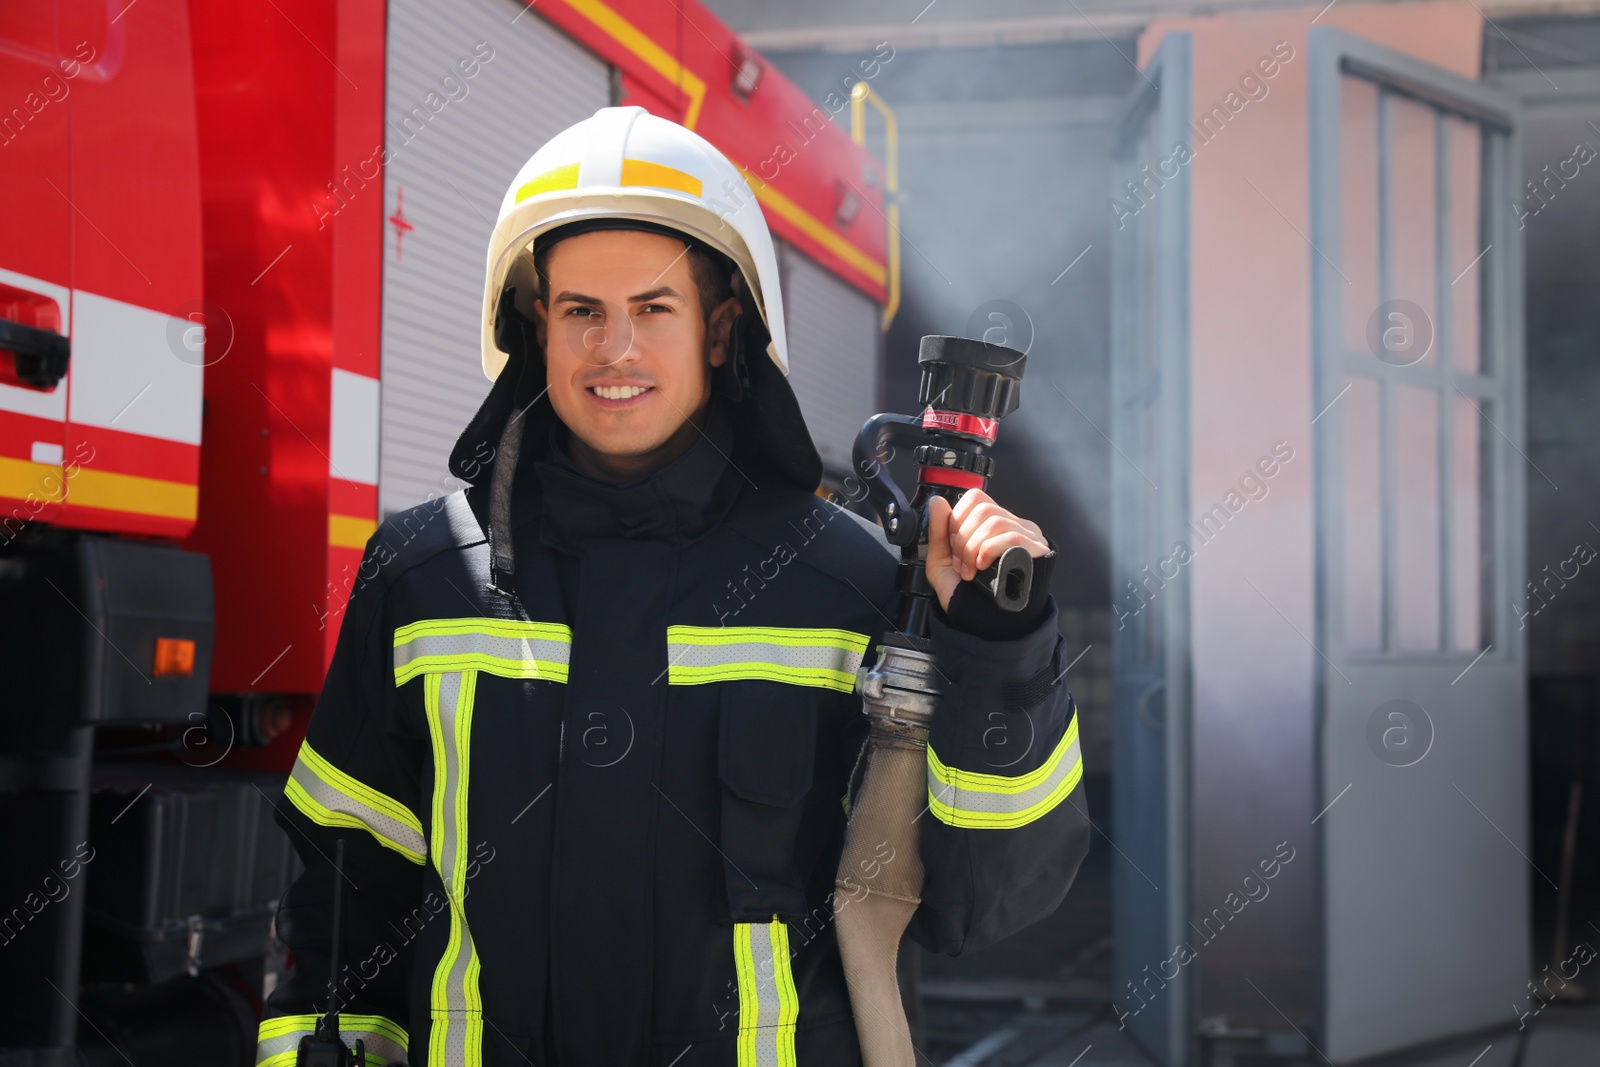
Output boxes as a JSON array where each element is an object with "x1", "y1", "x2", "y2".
[
  {"x1": 256, "y1": 1013, "x2": 408, "y2": 1067},
  {"x1": 393, "y1": 619, "x2": 571, "y2": 685},
  {"x1": 735, "y1": 919, "x2": 798, "y2": 1067},
  {"x1": 285, "y1": 741, "x2": 427, "y2": 864},
  {"x1": 926, "y1": 714, "x2": 1085, "y2": 830},
  {"x1": 667, "y1": 625, "x2": 869, "y2": 692},
  {"x1": 426, "y1": 670, "x2": 483, "y2": 1067}
]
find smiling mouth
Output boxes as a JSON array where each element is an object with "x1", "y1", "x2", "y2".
[{"x1": 588, "y1": 384, "x2": 653, "y2": 401}]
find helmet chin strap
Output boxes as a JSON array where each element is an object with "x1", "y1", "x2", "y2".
[
  {"x1": 487, "y1": 313, "x2": 541, "y2": 599},
  {"x1": 488, "y1": 407, "x2": 522, "y2": 589}
]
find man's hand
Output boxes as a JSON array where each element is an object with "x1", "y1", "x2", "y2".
[{"x1": 924, "y1": 489, "x2": 1051, "y2": 613}]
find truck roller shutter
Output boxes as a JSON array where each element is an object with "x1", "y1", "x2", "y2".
[
  {"x1": 777, "y1": 240, "x2": 882, "y2": 481},
  {"x1": 379, "y1": 0, "x2": 610, "y2": 517}
]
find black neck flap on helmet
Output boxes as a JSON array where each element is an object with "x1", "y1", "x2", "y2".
[{"x1": 446, "y1": 219, "x2": 824, "y2": 597}]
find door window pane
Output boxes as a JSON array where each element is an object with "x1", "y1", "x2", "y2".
[
  {"x1": 1341, "y1": 77, "x2": 1381, "y2": 358},
  {"x1": 1388, "y1": 97, "x2": 1439, "y2": 368},
  {"x1": 1395, "y1": 385, "x2": 1441, "y2": 651},
  {"x1": 1447, "y1": 115, "x2": 1484, "y2": 375}
]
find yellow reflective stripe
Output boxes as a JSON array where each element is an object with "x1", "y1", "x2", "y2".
[
  {"x1": 927, "y1": 713, "x2": 1083, "y2": 830},
  {"x1": 739, "y1": 166, "x2": 887, "y2": 287},
  {"x1": 399, "y1": 651, "x2": 569, "y2": 684},
  {"x1": 933, "y1": 713, "x2": 1081, "y2": 795},
  {"x1": 515, "y1": 162, "x2": 580, "y2": 201},
  {"x1": 672, "y1": 662, "x2": 859, "y2": 690},
  {"x1": 329, "y1": 512, "x2": 376, "y2": 549},
  {"x1": 395, "y1": 617, "x2": 569, "y2": 641},
  {"x1": 256, "y1": 1012, "x2": 408, "y2": 1066},
  {"x1": 621, "y1": 157, "x2": 702, "y2": 196},
  {"x1": 667, "y1": 625, "x2": 870, "y2": 692},
  {"x1": 285, "y1": 741, "x2": 427, "y2": 864},
  {"x1": 670, "y1": 625, "x2": 872, "y2": 651},
  {"x1": 0, "y1": 456, "x2": 66, "y2": 504},
  {"x1": 772, "y1": 921, "x2": 799, "y2": 1062},
  {"x1": 734, "y1": 917, "x2": 798, "y2": 1067},
  {"x1": 394, "y1": 618, "x2": 572, "y2": 686},
  {"x1": 257, "y1": 1012, "x2": 409, "y2": 1044},
  {"x1": 426, "y1": 671, "x2": 483, "y2": 1067},
  {"x1": 68, "y1": 464, "x2": 199, "y2": 521},
  {"x1": 562, "y1": 0, "x2": 708, "y2": 127}
]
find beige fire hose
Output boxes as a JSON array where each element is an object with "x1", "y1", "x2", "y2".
[{"x1": 835, "y1": 638, "x2": 944, "y2": 1066}]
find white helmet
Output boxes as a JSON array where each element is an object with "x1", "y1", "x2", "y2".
[{"x1": 480, "y1": 105, "x2": 788, "y2": 381}]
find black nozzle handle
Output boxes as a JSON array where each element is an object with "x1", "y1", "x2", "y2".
[
  {"x1": 974, "y1": 545, "x2": 1034, "y2": 612},
  {"x1": 853, "y1": 412, "x2": 926, "y2": 548}
]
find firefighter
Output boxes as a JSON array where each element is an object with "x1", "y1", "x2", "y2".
[{"x1": 257, "y1": 106, "x2": 1090, "y2": 1067}]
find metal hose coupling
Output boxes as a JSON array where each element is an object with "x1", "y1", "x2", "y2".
[{"x1": 856, "y1": 636, "x2": 942, "y2": 740}]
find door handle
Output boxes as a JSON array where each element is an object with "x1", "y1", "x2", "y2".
[{"x1": 0, "y1": 317, "x2": 70, "y2": 390}]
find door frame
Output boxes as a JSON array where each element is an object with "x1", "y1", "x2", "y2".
[{"x1": 1109, "y1": 29, "x2": 1193, "y2": 1067}]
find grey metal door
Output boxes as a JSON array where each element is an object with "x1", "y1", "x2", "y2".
[
  {"x1": 1307, "y1": 27, "x2": 1526, "y2": 1062},
  {"x1": 1109, "y1": 31, "x2": 1192, "y2": 1067}
]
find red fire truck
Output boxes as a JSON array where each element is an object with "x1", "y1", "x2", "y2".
[{"x1": 0, "y1": 1, "x2": 890, "y2": 1060}]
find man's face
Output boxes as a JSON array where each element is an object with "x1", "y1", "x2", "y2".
[{"x1": 534, "y1": 229, "x2": 739, "y2": 479}]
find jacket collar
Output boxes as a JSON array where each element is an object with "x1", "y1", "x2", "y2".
[{"x1": 521, "y1": 397, "x2": 746, "y2": 552}]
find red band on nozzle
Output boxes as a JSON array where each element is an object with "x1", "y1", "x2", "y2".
[
  {"x1": 918, "y1": 466, "x2": 985, "y2": 490},
  {"x1": 921, "y1": 408, "x2": 999, "y2": 442}
]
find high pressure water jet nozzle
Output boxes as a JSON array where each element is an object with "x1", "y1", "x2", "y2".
[{"x1": 853, "y1": 334, "x2": 1030, "y2": 628}]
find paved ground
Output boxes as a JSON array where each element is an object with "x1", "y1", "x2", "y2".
[
  {"x1": 911, "y1": 774, "x2": 1600, "y2": 1065},
  {"x1": 923, "y1": 995, "x2": 1600, "y2": 1066},
  {"x1": 1350, "y1": 1003, "x2": 1600, "y2": 1067}
]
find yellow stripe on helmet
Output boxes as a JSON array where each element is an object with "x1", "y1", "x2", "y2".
[
  {"x1": 620, "y1": 157, "x2": 703, "y2": 197},
  {"x1": 515, "y1": 163, "x2": 581, "y2": 202}
]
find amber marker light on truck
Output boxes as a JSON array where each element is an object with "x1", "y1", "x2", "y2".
[{"x1": 153, "y1": 637, "x2": 196, "y2": 677}]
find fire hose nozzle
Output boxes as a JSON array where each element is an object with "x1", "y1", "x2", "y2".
[{"x1": 852, "y1": 334, "x2": 1029, "y2": 617}]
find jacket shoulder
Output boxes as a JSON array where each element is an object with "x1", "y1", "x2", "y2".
[
  {"x1": 328, "y1": 490, "x2": 502, "y2": 654},
  {"x1": 725, "y1": 485, "x2": 899, "y2": 598},
  {"x1": 364, "y1": 489, "x2": 488, "y2": 588}
]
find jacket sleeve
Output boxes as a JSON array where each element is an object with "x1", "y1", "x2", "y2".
[
  {"x1": 257, "y1": 536, "x2": 427, "y2": 1067},
  {"x1": 906, "y1": 550, "x2": 1093, "y2": 957}
]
